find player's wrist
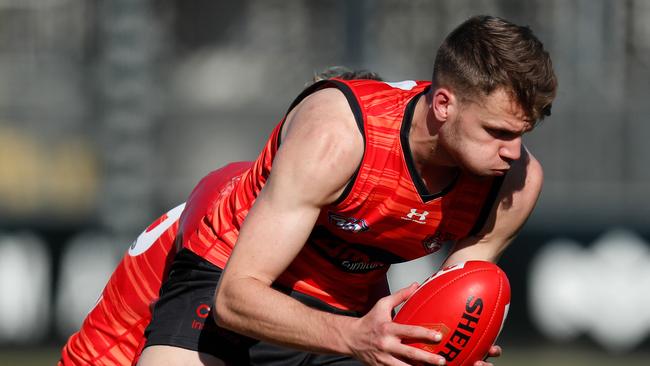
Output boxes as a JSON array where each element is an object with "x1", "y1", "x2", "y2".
[{"x1": 329, "y1": 314, "x2": 360, "y2": 357}]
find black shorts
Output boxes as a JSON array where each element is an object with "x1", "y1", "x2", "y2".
[{"x1": 144, "y1": 249, "x2": 363, "y2": 366}]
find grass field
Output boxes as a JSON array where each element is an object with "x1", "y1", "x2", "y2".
[{"x1": 2, "y1": 345, "x2": 649, "y2": 366}]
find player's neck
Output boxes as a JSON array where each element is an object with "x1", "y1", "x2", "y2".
[
  {"x1": 409, "y1": 93, "x2": 459, "y2": 189},
  {"x1": 409, "y1": 93, "x2": 456, "y2": 168}
]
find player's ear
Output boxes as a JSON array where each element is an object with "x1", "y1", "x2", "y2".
[{"x1": 432, "y1": 88, "x2": 455, "y2": 122}]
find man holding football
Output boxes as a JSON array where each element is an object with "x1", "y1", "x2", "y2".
[{"x1": 63, "y1": 15, "x2": 557, "y2": 366}]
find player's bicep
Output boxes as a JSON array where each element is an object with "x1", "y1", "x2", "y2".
[
  {"x1": 270, "y1": 91, "x2": 363, "y2": 207},
  {"x1": 444, "y1": 148, "x2": 543, "y2": 265},
  {"x1": 222, "y1": 88, "x2": 363, "y2": 284}
]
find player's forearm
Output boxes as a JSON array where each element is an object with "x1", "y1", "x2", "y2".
[
  {"x1": 443, "y1": 238, "x2": 510, "y2": 267},
  {"x1": 214, "y1": 276, "x2": 355, "y2": 355}
]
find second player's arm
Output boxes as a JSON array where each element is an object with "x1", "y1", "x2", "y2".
[
  {"x1": 214, "y1": 88, "x2": 445, "y2": 366},
  {"x1": 443, "y1": 146, "x2": 543, "y2": 266}
]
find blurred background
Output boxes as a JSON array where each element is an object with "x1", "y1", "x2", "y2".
[{"x1": 1, "y1": 0, "x2": 649, "y2": 364}]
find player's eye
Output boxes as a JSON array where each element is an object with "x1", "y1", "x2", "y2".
[
  {"x1": 486, "y1": 128, "x2": 505, "y2": 138},
  {"x1": 487, "y1": 128, "x2": 517, "y2": 140}
]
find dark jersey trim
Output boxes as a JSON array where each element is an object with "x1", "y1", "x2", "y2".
[
  {"x1": 329, "y1": 80, "x2": 365, "y2": 205},
  {"x1": 468, "y1": 175, "x2": 506, "y2": 236},
  {"x1": 399, "y1": 88, "x2": 459, "y2": 203},
  {"x1": 275, "y1": 79, "x2": 366, "y2": 206},
  {"x1": 275, "y1": 80, "x2": 333, "y2": 148}
]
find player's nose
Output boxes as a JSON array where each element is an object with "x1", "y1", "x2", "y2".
[{"x1": 499, "y1": 138, "x2": 521, "y2": 162}]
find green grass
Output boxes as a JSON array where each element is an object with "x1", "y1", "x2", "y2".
[
  {"x1": 494, "y1": 346, "x2": 650, "y2": 366},
  {"x1": 0, "y1": 347, "x2": 60, "y2": 366},
  {"x1": 2, "y1": 345, "x2": 649, "y2": 365}
]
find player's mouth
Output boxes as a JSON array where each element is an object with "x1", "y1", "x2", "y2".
[{"x1": 492, "y1": 168, "x2": 509, "y2": 176}]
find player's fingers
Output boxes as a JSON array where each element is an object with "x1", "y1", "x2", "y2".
[
  {"x1": 473, "y1": 361, "x2": 493, "y2": 366},
  {"x1": 390, "y1": 323, "x2": 443, "y2": 343},
  {"x1": 487, "y1": 345, "x2": 502, "y2": 357},
  {"x1": 380, "y1": 282, "x2": 419, "y2": 309},
  {"x1": 390, "y1": 343, "x2": 447, "y2": 366},
  {"x1": 377, "y1": 354, "x2": 413, "y2": 366},
  {"x1": 474, "y1": 345, "x2": 501, "y2": 366}
]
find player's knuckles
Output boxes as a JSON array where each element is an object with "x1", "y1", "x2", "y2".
[
  {"x1": 374, "y1": 334, "x2": 393, "y2": 351},
  {"x1": 377, "y1": 321, "x2": 394, "y2": 336},
  {"x1": 375, "y1": 296, "x2": 393, "y2": 310}
]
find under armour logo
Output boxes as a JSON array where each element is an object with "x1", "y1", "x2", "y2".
[{"x1": 406, "y1": 209, "x2": 429, "y2": 222}]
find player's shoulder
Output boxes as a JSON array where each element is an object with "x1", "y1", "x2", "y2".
[
  {"x1": 282, "y1": 86, "x2": 362, "y2": 153},
  {"x1": 336, "y1": 78, "x2": 431, "y2": 97},
  {"x1": 300, "y1": 86, "x2": 351, "y2": 109}
]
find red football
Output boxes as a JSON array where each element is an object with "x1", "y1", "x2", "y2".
[{"x1": 393, "y1": 261, "x2": 510, "y2": 366}]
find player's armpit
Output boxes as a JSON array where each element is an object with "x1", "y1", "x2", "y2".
[{"x1": 443, "y1": 146, "x2": 543, "y2": 266}]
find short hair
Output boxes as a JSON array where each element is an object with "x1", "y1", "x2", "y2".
[
  {"x1": 433, "y1": 15, "x2": 557, "y2": 123},
  {"x1": 310, "y1": 66, "x2": 383, "y2": 85}
]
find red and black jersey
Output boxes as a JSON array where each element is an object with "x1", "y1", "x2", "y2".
[
  {"x1": 59, "y1": 79, "x2": 501, "y2": 365},
  {"x1": 183, "y1": 79, "x2": 502, "y2": 313}
]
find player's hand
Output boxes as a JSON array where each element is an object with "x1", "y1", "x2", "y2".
[
  {"x1": 344, "y1": 283, "x2": 447, "y2": 366},
  {"x1": 473, "y1": 345, "x2": 502, "y2": 366}
]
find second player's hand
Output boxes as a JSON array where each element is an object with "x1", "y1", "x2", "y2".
[
  {"x1": 473, "y1": 345, "x2": 503, "y2": 366},
  {"x1": 343, "y1": 283, "x2": 447, "y2": 366}
]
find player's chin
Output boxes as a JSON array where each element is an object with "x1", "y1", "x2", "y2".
[
  {"x1": 465, "y1": 166, "x2": 501, "y2": 178},
  {"x1": 490, "y1": 169, "x2": 509, "y2": 176},
  {"x1": 479, "y1": 165, "x2": 510, "y2": 177}
]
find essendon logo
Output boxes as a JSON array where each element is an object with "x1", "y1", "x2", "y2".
[
  {"x1": 422, "y1": 231, "x2": 455, "y2": 253},
  {"x1": 328, "y1": 212, "x2": 369, "y2": 233}
]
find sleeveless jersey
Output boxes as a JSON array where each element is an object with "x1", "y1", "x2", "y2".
[
  {"x1": 59, "y1": 80, "x2": 502, "y2": 365},
  {"x1": 183, "y1": 79, "x2": 502, "y2": 313},
  {"x1": 59, "y1": 162, "x2": 251, "y2": 365}
]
